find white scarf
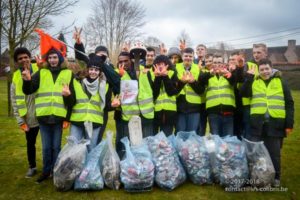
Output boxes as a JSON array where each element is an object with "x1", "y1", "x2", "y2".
[{"x1": 82, "y1": 73, "x2": 107, "y2": 109}]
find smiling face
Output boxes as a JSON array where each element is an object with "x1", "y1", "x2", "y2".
[
  {"x1": 259, "y1": 64, "x2": 272, "y2": 80},
  {"x1": 146, "y1": 51, "x2": 155, "y2": 65},
  {"x1": 47, "y1": 53, "x2": 59, "y2": 67},
  {"x1": 88, "y1": 67, "x2": 100, "y2": 79},
  {"x1": 182, "y1": 52, "x2": 194, "y2": 68},
  {"x1": 118, "y1": 55, "x2": 131, "y2": 70},
  {"x1": 16, "y1": 53, "x2": 31, "y2": 69}
]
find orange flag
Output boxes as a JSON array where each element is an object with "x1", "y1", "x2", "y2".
[{"x1": 34, "y1": 29, "x2": 67, "y2": 61}]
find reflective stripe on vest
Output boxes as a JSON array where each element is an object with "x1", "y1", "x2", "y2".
[
  {"x1": 12, "y1": 64, "x2": 39, "y2": 117},
  {"x1": 70, "y1": 79, "x2": 105, "y2": 124},
  {"x1": 250, "y1": 78, "x2": 285, "y2": 118},
  {"x1": 154, "y1": 70, "x2": 177, "y2": 112},
  {"x1": 35, "y1": 68, "x2": 72, "y2": 117},
  {"x1": 176, "y1": 63, "x2": 204, "y2": 104},
  {"x1": 206, "y1": 76, "x2": 235, "y2": 108},
  {"x1": 242, "y1": 61, "x2": 259, "y2": 106}
]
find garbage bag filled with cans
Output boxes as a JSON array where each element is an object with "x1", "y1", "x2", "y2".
[
  {"x1": 204, "y1": 134, "x2": 224, "y2": 183},
  {"x1": 243, "y1": 138, "x2": 275, "y2": 187},
  {"x1": 74, "y1": 140, "x2": 108, "y2": 191},
  {"x1": 100, "y1": 131, "x2": 121, "y2": 190},
  {"x1": 120, "y1": 137, "x2": 155, "y2": 192},
  {"x1": 219, "y1": 136, "x2": 249, "y2": 188},
  {"x1": 53, "y1": 136, "x2": 88, "y2": 191},
  {"x1": 175, "y1": 131, "x2": 212, "y2": 185},
  {"x1": 145, "y1": 132, "x2": 186, "y2": 191}
]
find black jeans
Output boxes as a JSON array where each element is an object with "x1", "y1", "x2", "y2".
[{"x1": 25, "y1": 126, "x2": 39, "y2": 168}]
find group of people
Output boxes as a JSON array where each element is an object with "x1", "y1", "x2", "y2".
[{"x1": 11, "y1": 31, "x2": 294, "y2": 188}]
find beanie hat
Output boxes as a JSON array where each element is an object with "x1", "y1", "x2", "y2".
[
  {"x1": 87, "y1": 54, "x2": 105, "y2": 69},
  {"x1": 167, "y1": 47, "x2": 181, "y2": 57},
  {"x1": 95, "y1": 45, "x2": 109, "y2": 56}
]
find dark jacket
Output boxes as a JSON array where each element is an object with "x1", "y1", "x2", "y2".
[
  {"x1": 240, "y1": 70, "x2": 294, "y2": 137},
  {"x1": 153, "y1": 70, "x2": 180, "y2": 125},
  {"x1": 199, "y1": 68, "x2": 243, "y2": 114},
  {"x1": 23, "y1": 66, "x2": 76, "y2": 124},
  {"x1": 74, "y1": 42, "x2": 120, "y2": 94}
]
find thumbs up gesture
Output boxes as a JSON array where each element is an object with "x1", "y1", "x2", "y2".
[{"x1": 62, "y1": 84, "x2": 71, "y2": 96}]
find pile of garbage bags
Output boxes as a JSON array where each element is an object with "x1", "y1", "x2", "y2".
[
  {"x1": 145, "y1": 132, "x2": 186, "y2": 191},
  {"x1": 53, "y1": 131, "x2": 276, "y2": 192},
  {"x1": 120, "y1": 137, "x2": 155, "y2": 192}
]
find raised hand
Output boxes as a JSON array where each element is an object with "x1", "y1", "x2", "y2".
[
  {"x1": 187, "y1": 71, "x2": 195, "y2": 83},
  {"x1": 198, "y1": 60, "x2": 203, "y2": 70},
  {"x1": 118, "y1": 64, "x2": 125, "y2": 77},
  {"x1": 21, "y1": 67, "x2": 31, "y2": 81},
  {"x1": 159, "y1": 43, "x2": 167, "y2": 55},
  {"x1": 181, "y1": 71, "x2": 189, "y2": 83},
  {"x1": 73, "y1": 26, "x2": 82, "y2": 44},
  {"x1": 153, "y1": 64, "x2": 161, "y2": 77},
  {"x1": 179, "y1": 39, "x2": 186, "y2": 51},
  {"x1": 62, "y1": 83, "x2": 71, "y2": 96},
  {"x1": 35, "y1": 55, "x2": 44, "y2": 68},
  {"x1": 111, "y1": 95, "x2": 121, "y2": 107},
  {"x1": 247, "y1": 68, "x2": 256, "y2": 75}
]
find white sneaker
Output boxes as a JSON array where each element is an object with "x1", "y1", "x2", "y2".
[{"x1": 25, "y1": 168, "x2": 37, "y2": 178}]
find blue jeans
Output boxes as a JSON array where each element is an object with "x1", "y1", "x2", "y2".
[
  {"x1": 39, "y1": 122, "x2": 63, "y2": 174},
  {"x1": 176, "y1": 112, "x2": 200, "y2": 133},
  {"x1": 208, "y1": 113, "x2": 233, "y2": 137},
  {"x1": 70, "y1": 123, "x2": 101, "y2": 151}
]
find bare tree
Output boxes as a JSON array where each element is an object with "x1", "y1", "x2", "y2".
[
  {"x1": 0, "y1": 0, "x2": 78, "y2": 70},
  {"x1": 83, "y1": 0, "x2": 146, "y2": 62},
  {"x1": 174, "y1": 29, "x2": 193, "y2": 48},
  {"x1": 143, "y1": 36, "x2": 162, "y2": 48}
]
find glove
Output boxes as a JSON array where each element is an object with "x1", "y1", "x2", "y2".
[
  {"x1": 63, "y1": 121, "x2": 70, "y2": 129},
  {"x1": 285, "y1": 128, "x2": 293, "y2": 135},
  {"x1": 20, "y1": 123, "x2": 29, "y2": 132}
]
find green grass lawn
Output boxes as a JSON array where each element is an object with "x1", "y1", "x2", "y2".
[{"x1": 0, "y1": 79, "x2": 299, "y2": 200}]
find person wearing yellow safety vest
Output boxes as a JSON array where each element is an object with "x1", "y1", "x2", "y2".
[
  {"x1": 240, "y1": 43, "x2": 268, "y2": 139},
  {"x1": 175, "y1": 48, "x2": 205, "y2": 133},
  {"x1": 228, "y1": 51, "x2": 245, "y2": 139},
  {"x1": 22, "y1": 48, "x2": 76, "y2": 183},
  {"x1": 240, "y1": 59, "x2": 294, "y2": 187},
  {"x1": 69, "y1": 54, "x2": 108, "y2": 151},
  {"x1": 11, "y1": 47, "x2": 40, "y2": 178},
  {"x1": 152, "y1": 55, "x2": 180, "y2": 136},
  {"x1": 199, "y1": 54, "x2": 243, "y2": 137},
  {"x1": 111, "y1": 51, "x2": 154, "y2": 157}
]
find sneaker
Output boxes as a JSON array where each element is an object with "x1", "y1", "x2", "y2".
[
  {"x1": 272, "y1": 179, "x2": 281, "y2": 187},
  {"x1": 25, "y1": 168, "x2": 37, "y2": 178},
  {"x1": 36, "y1": 173, "x2": 50, "y2": 183}
]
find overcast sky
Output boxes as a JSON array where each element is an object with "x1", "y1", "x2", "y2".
[{"x1": 50, "y1": 0, "x2": 300, "y2": 50}]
